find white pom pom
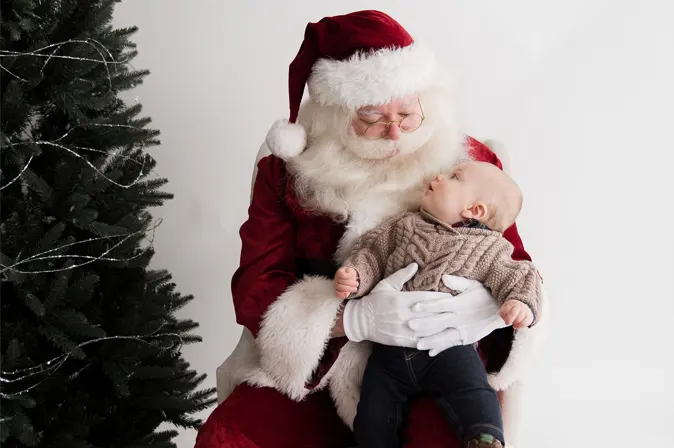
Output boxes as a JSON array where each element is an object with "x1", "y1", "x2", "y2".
[{"x1": 265, "y1": 119, "x2": 307, "y2": 160}]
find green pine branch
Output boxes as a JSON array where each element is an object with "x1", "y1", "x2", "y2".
[{"x1": 1, "y1": 1, "x2": 215, "y2": 446}]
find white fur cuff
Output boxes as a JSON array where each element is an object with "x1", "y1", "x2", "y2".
[
  {"x1": 488, "y1": 287, "x2": 550, "y2": 391},
  {"x1": 256, "y1": 276, "x2": 343, "y2": 400}
]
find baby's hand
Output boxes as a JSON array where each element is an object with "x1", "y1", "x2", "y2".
[
  {"x1": 334, "y1": 267, "x2": 359, "y2": 299},
  {"x1": 499, "y1": 300, "x2": 533, "y2": 329}
]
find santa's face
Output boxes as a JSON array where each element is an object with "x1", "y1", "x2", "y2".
[{"x1": 341, "y1": 94, "x2": 434, "y2": 160}]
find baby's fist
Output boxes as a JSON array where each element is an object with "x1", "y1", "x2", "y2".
[
  {"x1": 499, "y1": 300, "x2": 533, "y2": 329},
  {"x1": 334, "y1": 267, "x2": 359, "y2": 299}
]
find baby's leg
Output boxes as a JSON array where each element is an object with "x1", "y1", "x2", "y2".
[
  {"x1": 353, "y1": 344, "x2": 416, "y2": 448},
  {"x1": 422, "y1": 346, "x2": 504, "y2": 446}
]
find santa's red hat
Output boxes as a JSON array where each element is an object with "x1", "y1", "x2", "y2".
[{"x1": 266, "y1": 10, "x2": 436, "y2": 159}]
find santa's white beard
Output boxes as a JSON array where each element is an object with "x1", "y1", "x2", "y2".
[{"x1": 289, "y1": 90, "x2": 469, "y2": 223}]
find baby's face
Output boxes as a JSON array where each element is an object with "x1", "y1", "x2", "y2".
[{"x1": 420, "y1": 163, "x2": 485, "y2": 225}]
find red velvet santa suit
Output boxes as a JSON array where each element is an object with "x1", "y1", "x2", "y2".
[
  {"x1": 195, "y1": 10, "x2": 549, "y2": 448},
  {"x1": 194, "y1": 139, "x2": 544, "y2": 448}
]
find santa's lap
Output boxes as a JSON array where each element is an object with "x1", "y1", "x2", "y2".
[{"x1": 194, "y1": 384, "x2": 464, "y2": 448}]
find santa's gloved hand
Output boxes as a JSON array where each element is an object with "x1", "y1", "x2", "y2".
[
  {"x1": 343, "y1": 263, "x2": 451, "y2": 347},
  {"x1": 409, "y1": 275, "x2": 507, "y2": 356}
]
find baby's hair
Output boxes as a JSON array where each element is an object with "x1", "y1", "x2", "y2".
[
  {"x1": 447, "y1": 161, "x2": 523, "y2": 232},
  {"x1": 476, "y1": 162, "x2": 523, "y2": 232}
]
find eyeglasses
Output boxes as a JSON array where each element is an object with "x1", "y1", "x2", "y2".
[{"x1": 358, "y1": 99, "x2": 425, "y2": 140}]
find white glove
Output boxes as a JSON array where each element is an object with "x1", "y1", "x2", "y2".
[
  {"x1": 409, "y1": 275, "x2": 507, "y2": 356},
  {"x1": 343, "y1": 263, "x2": 451, "y2": 347}
]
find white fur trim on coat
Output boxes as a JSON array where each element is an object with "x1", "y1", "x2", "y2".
[
  {"x1": 215, "y1": 327, "x2": 275, "y2": 403},
  {"x1": 328, "y1": 341, "x2": 372, "y2": 429},
  {"x1": 308, "y1": 42, "x2": 436, "y2": 109},
  {"x1": 488, "y1": 287, "x2": 550, "y2": 392},
  {"x1": 255, "y1": 276, "x2": 343, "y2": 401},
  {"x1": 500, "y1": 380, "x2": 526, "y2": 448},
  {"x1": 265, "y1": 119, "x2": 307, "y2": 160}
]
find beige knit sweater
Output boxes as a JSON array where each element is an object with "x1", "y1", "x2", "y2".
[{"x1": 343, "y1": 210, "x2": 542, "y2": 324}]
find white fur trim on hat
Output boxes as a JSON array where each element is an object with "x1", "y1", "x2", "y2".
[
  {"x1": 483, "y1": 139, "x2": 511, "y2": 175},
  {"x1": 265, "y1": 119, "x2": 307, "y2": 160},
  {"x1": 308, "y1": 42, "x2": 436, "y2": 109}
]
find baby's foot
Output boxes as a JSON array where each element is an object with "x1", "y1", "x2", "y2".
[{"x1": 466, "y1": 434, "x2": 503, "y2": 448}]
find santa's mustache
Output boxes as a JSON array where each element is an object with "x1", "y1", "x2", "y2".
[{"x1": 341, "y1": 134, "x2": 419, "y2": 160}]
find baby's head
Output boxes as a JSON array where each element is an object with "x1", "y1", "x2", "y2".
[{"x1": 421, "y1": 161, "x2": 523, "y2": 232}]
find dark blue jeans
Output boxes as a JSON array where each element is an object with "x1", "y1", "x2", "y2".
[{"x1": 353, "y1": 344, "x2": 504, "y2": 448}]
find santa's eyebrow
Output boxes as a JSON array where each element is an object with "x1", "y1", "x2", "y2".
[{"x1": 357, "y1": 108, "x2": 383, "y2": 115}]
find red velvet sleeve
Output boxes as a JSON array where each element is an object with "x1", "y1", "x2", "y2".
[
  {"x1": 467, "y1": 137, "x2": 532, "y2": 263},
  {"x1": 231, "y1": 155, "x2": 296, "y2": 337}
]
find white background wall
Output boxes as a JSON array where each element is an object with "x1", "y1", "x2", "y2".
[{"x1": 114, "y1": 1, "x2": 674, "y2": 447}]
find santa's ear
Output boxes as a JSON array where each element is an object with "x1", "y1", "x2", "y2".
[{"x1": 461, "y1": 203, "x2": 488, "y2": 221}]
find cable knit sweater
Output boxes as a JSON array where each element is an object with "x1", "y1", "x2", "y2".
[{"x1": 343, "y1": 210, "x2": 542, "y2": 324}]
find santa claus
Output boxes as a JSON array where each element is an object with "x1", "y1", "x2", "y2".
[{"x1": 195, "y1": 10, "x2": 548, "y2": 448}]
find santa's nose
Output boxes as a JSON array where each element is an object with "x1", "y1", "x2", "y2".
[{"x1": 386, "y1": 123, "x2": 401, "y2": 140}]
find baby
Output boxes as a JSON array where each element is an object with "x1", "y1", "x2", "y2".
[{"x1": 334, "y1": 161, "x2": 542, "y2": 448}]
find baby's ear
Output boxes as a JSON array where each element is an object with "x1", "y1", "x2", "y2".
[{"x1": 461, "y1": 203, "x2": 488, "y2": 220}]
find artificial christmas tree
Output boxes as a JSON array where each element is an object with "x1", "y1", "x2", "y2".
[{"x1": 0, "y1": 1, "x2": 215, "y2": 446}]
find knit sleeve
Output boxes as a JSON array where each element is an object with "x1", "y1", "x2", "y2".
[
  {"x1": 470, "y1": 237, "x2": 543, "y2": 325},
  {"x1": 341, "y1": 216, "x2": 401, "y2": 296}
]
